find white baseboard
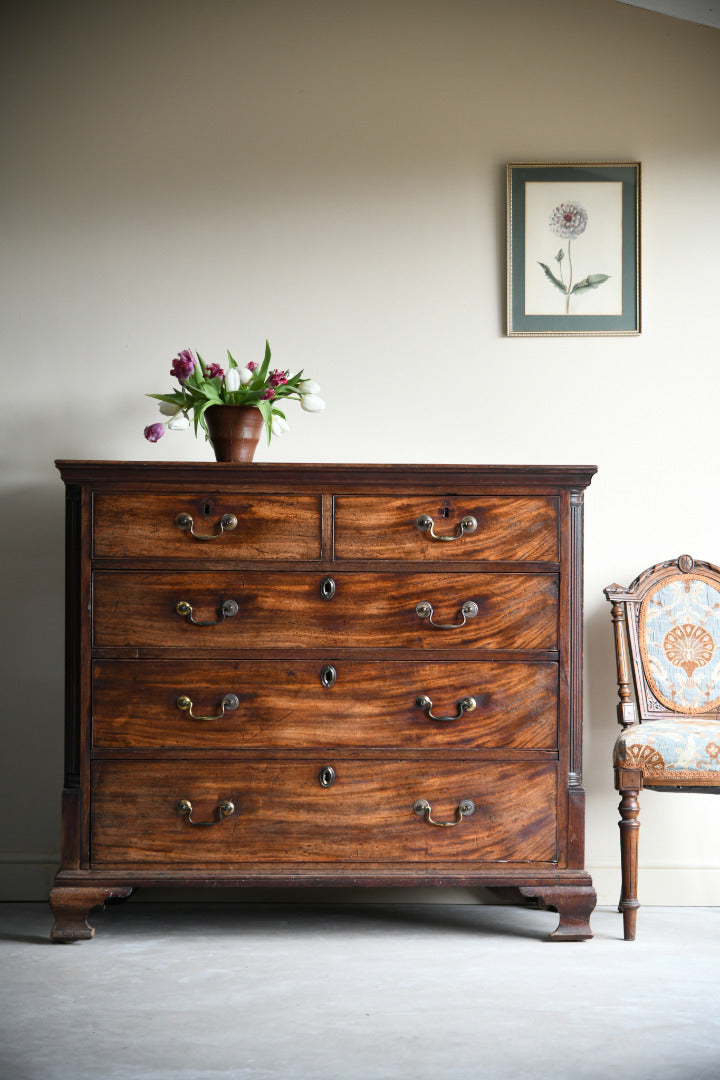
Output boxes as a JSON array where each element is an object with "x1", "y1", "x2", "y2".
[
  {"x1": 3, "y1": 855, "x2": 719, "y2": 906},
  {"x1": 589, "y1": 864, "x2": 720, "y2": 906},
  {"x1": 0, "y1": 855, "x2": 59, "y2": 901}
]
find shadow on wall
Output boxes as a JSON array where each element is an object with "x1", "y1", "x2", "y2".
[{"x1": 0, "y1": 480, "x2": 66, "y2": 854}]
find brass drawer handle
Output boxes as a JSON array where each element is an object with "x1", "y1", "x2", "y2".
[
  {"x1": 415, "y1": 600, "x2": 479, "y2": 629},
  {"x1": 175, "y1": 599, "x2": 239, "y2": 626},
  {"x1": 415, "y1": 694, "x2": 477, "y2": 722},
  {"x1": 416, "y1": 514, "x2": 477, "y2": 541},
  {"x1": 176, "y1": 694, "x2": 239, "y2": 721},
  {"x1": 413, "y1": 798, "x2": 476, "y2": 827},
  {"x1": 175, "y1": 799, "x2": 235, "y2": 826},
  {"x1": 175, "y1": 512, "x2": 238, "y2": 540}
]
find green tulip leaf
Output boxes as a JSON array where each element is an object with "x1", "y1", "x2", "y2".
[
  {"x1": 256, "y1": 339, "x2": 272, "y2": 385},
  {"x1": 194, "y1": 397, "x2": 217, "y2": 439},
  {"x1": 146, "y1": 392, "x2": 185, "y2": 405},
  {"x1": 257, "y1": 398, "x2": 274, "y2": 444}
]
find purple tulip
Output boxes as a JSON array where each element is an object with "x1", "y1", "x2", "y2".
[
  {"x1": 144, "y1": 422, "x2": 165, "y2": 442},
  {"x1": 170, "y1": 349, "x2": 196, "y2": 383},
  {"x1": 206, "y1": 363, "x2": 224, "y2": 379}
]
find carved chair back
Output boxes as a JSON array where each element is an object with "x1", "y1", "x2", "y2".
[{"x1": 605, "y1": 554, "x2": 720, "y2": 729}]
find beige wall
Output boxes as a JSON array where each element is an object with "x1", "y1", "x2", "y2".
[{"x1": 2, "y1": 0, "x2": 719, "y2": 905}]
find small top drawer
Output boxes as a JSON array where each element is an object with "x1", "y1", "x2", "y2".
[
  {"x1": 333, "y1": 496, "x2": 558, "y2": 561},
  {"x1": 93, "y1": 493, "x2": 322, "y2": 560}
]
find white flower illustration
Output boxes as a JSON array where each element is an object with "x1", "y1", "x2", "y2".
[
  {"x1": 538, "y1": 200, "x2": 608, "y2": 314},
  {"x1": 549, "y1": 201, "x2": 588, "y2": 240}
]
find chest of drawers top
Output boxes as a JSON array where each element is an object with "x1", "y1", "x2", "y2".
[{"x1": 57, "y1": 460, "x2": 597, "y2": 566}]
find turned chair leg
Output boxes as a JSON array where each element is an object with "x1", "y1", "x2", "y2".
[{"x1": 617, "y1": 783, "x2": 641, "y2": 941}]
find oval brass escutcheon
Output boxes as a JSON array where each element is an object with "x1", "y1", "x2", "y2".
[
  {"x1": 320, "y1": 665, "x2": 337, "y2": 688},
  {"x1": 319, "y1": 576, "x2": 336, "y2": 600},
  {"x1": 318, "y1": 765, "x2": 336, "y2": 788}
]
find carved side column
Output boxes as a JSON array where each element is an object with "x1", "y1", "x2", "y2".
[
  {"x1": 566, "y1": 489, "x2": 588, "y2": 870},
  {"x1": 609, "y1": 598, "x2": 637, "y2": 728}
]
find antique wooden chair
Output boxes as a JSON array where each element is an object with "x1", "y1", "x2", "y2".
[{"x1": 605, "y1": 554, "x2": 720, "y2": 940}]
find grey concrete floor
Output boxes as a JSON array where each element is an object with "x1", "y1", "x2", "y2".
[{"x1": 1, "y1": 901, "x2": 719, "y2": 1080}]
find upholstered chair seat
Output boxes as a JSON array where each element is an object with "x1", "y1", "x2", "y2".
[
  {"x1": 614, "y1": 719, "x2": 720, "y2": 786},
  {"x1": 605, "y1": 554, "x2": 720, "y2": 940}
]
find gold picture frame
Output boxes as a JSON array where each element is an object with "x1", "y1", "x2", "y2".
[{"x1": 507, "y1": 162, "x2": 641, "y2": 336}]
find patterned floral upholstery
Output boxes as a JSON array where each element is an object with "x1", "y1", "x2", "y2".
[
  {"x1": 614, "y1": 719, "x2": 720, "y2": 784},
  {"x1": 640, "y1": 574, "x2": 720, "y2": 713}
]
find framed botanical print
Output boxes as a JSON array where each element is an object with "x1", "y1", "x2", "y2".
[{"x1": 506, "y1": 162, "x2": 641, "y2": 336}]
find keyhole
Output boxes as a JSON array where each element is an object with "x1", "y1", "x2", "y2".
[
  {"x1": 319, "y1": 765, "x2": 336, "y2": 788},
  {"x1": 442, "y1": 506, "x2": 450, "y2": 518},
  {"x1": 320, "y1": 577, "x2": 336, "y2": 600},
  {"x1": 320, "y1": 665, "x2": 337, "y2": 688},
  {"x1": 203, "y1": 502, "x2": 211, "y2": 516}
]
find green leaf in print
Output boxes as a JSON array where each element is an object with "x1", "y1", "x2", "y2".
[
  {"x1": 571, "y1": 273, "x2": 610, "y2": 294},
  {"x1": 537, "y1": 261, "x2": 567, "y2": 294}
]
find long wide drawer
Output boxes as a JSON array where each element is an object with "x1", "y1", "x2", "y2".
[
  {"x1": 92, "y1": 659, "x2": 558, "y2": 750},
  {"x1": 93, "y1": 493, "x2": 322, "y2": 560},
  {"x1": 92, "y1": 571, "x2": 558, "y2": 650},
  {"x1": 334, "y1": 496, "x2": 559, "y2": 562},
  {"x1": 90, "y1": 759, "x2": 558, "y2": 866}
]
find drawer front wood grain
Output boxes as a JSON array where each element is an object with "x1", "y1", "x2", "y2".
[
  {"x1": 92, "y1": 571, "x2": 558, "y2": 651},
  {"x1": 93, "y1": 493, "x2": 322, "y2": 559},
  {"x1": 92, "y1": 659, "x2": 558, "y2": 750},
  {"x1": 334, "y1": 496, "x2": 559, "y2": 561},
  {"x1": 90, "y1": 759, "x2": 558, "y2": 867}
]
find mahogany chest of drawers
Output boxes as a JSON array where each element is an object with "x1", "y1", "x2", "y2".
[{"x1": 50, "y1": 461, "x2": 597, "y2": 941}]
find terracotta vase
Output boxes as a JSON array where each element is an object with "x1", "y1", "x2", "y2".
[{"x1": 205, "y1": 405, "x2": 264, "y2": 462}]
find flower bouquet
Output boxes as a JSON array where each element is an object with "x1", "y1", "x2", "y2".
[{"x1": 144, "y1": 341, "x2": 325, "y2": 447}]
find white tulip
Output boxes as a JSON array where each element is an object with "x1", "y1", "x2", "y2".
[
  {"x1": 238, "y1": 367, "x2": 254, "y2": 385},
  {"x1": 299, "y1": 379, "x2": 321, "y2": 395},
  {"x1": 271, "y1": 415, "x2": 290, "y2": 437},
  {"x1": 224, "y1": 368, "x2": 241, "y2": 392},
  {"x1": 301, "y1": 393, "x2": 326, "y2": 413},
  {"x1": 158, "y1": 402, "x2": 178, "y2": 416},
  {"x1": 167, "y1": 414, "x2": 190, "y2": 430}
]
